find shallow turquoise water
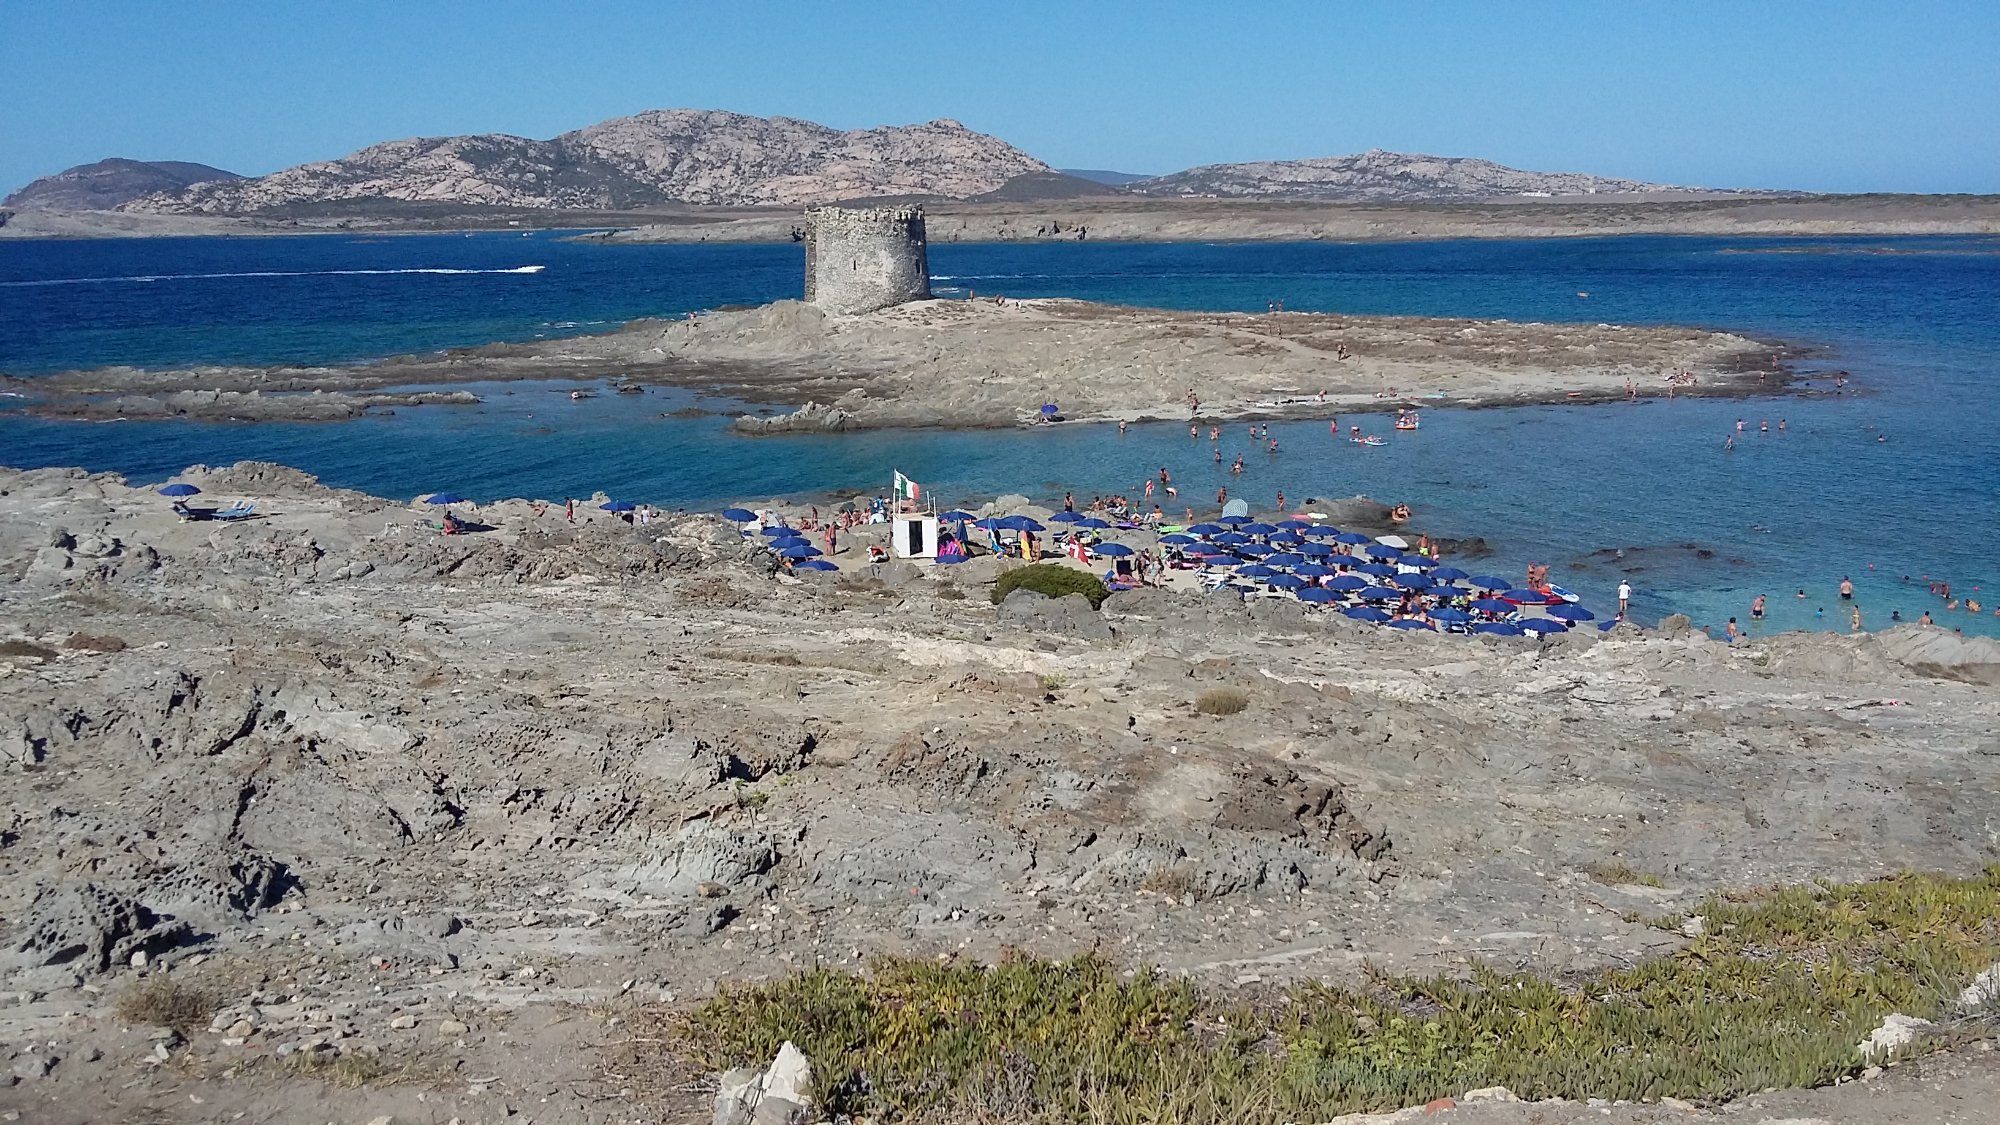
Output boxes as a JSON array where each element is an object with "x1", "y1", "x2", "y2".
[{"x1": 2, "y1": 233, "x2": 1995, "y2": 635}]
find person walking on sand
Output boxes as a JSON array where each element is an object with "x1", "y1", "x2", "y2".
[{"x1": 1618, "y1": 581, "x2": 1631, "y2": 618}]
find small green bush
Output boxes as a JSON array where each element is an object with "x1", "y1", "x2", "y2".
[
  {"x1": 1194, "y1": 687, "x2": 1250, "y2": 716},
  {"x1": 991, "y1": 564, "x2": 1110, "y2": 609},
  {"x1": 667, "y1": 869, "x2": 2000, "y2": 1124}
]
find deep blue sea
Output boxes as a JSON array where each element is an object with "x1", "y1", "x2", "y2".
[{"x1": 2, "y1": 231, "x2": 1996, "y2": 636}]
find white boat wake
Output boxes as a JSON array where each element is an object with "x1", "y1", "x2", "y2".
[{"x1": 1, "y1": 265, "x2": 546, "y2": 287}]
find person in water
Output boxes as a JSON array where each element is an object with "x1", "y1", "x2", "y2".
[
  {"x1": 1751, "y1": 593, "x2": 1766, "y2": 621},
  {"x1": 1920, "y1": 610, "x2": 1934, "y2": 626},
  {"x1": 1840, "y1": 577, "x2": 1854, "y2": 600}
]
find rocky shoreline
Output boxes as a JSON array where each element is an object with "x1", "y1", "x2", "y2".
[
  {"x1": 4, "y1": 296, "x2": 1802, "y2": 428},
  {"x1": 3, "y1": 460, "x2": 1999, "y2": 1121}
]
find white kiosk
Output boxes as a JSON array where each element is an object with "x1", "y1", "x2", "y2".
[{"x1": 891, "y1": 515, "x2": 939, "y2": 559}]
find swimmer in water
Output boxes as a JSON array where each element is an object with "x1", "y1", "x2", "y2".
[
  {"x1": 1118, "y1": 419, "x2": 1127, "y2": 435},
  {"x1": 1797, "y1": 588, "x2": 1807, "y2": 598},
  {"x1": 1751, "y1": 594, "x2": 1766, "y2": 621},
  {"x1": 1840, "y1": 577, "x2": 1854, "y2": 600}
]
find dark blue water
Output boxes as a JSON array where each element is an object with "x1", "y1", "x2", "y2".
[{"x1": 2, "y1": 232, "x2": 1996, "y2": 636}]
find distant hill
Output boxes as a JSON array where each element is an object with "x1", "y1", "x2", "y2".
[
  {"x1": 120, "y1": 110, "x2": 1052, "y2": 213},
  {"x1": 1127, "y1": 149, "x2": 1696, "y2": 201},
  {"x1": 1059, "y1": 168, "x2": 1153, "y2": 187},
  {"x1": 974, "y1": 171, "x2": 1125, "y2": 202},
  {"x1": 4, "y1": 158, "x2": 244, "y2": 211}
]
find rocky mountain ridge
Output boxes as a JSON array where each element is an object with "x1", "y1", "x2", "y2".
[
  {"x1": 1129, "y1": 148, "x2": 1693, "y2": 201},
  {"x1": 115, "y1": 110, "x2": 1051, "y2": 213},
  {"x1": 2, "y1": 158, "x2": 242, "y2": 211}
]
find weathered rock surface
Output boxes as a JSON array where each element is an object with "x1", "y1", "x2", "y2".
[{"x1": 121, "y1": 110, "x2": 1050, "y2": 213}]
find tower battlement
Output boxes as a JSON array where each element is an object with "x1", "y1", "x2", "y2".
[{"x1": 803, "y1": 205, "x2": 931, "y2": 315}]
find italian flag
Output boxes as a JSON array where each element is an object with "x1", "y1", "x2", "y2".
[{"x1": 893, "y1": 471, "x2": 921, "y2": 505}]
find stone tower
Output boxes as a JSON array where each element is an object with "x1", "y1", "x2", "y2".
[{"x1": 803, "y1": 205, "x2": 931, "y2": 315}]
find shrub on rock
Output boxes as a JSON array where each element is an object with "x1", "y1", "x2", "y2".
[{"x1": 991, "y1": 564, "x2": 1109, "y2": 609}]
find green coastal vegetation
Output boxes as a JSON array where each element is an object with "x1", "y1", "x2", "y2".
[{"x1": 666, "y1": 869, "x2": 2000, "y2": 1123}]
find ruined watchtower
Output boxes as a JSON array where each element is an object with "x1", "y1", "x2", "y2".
[{"x1": 803, "y1": 205, "x2": 931, "y2": 315}]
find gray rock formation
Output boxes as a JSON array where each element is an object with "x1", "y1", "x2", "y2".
[
  {"x1": 3, "y1": 158, "x2": 242, "y2": 211},
  {"x1": 120, "y1": 110, "x2": 1049, "y2": 213},
  {"x1": 1129, "y1": 149, "x2": 1700, "y2": 202}
]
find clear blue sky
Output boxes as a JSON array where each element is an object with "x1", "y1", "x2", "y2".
[{"x1": 3, "y1": 0, "x2": 1995, "y2": 197}]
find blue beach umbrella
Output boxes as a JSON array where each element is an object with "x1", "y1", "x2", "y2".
[
  {"x1": 1094, "y1": 542, "x2": 1135, "y2": 557},
  {"x1": 1431, "y1": 567, "x2": 1470, "y2": 581},
  {"x1": 1000, "y1": 516, "x2": 1045, "y2": 532},
  {"x1": 1236, "y1": 564, "x2": 1277, "y2": 578},
  {"x1": 1299, "y1": 524, "x2": 1340, "y2": 538},
  {"x1": 794, "y1": 558, "x2": 838, "y2": 571},
  {"x1": 1548, "y1": 604, "x2": 1597, "y2": 622},
  {"x1": 1040, "y1": 403, "x2": 1060, "y2": 416},
  {"x1": 1429, "y1": 607, "x2": 1472, "y2": 623},
  {"x1": 1344, "y1": 605, "x2": 1392, "y2": 623},
  {"x1": 1240, "y1": 522, "x2": 1278, "y2": 535},
  {"x1": 1335, "y1": 532, "x2": 1373, "y2": 545},
  {"x1": 600, "y1": 500, "x2": 637, "y2": 512},
  {"x1": 1364, "y1": 544, "x2": 1403, "y2": 560},
  {"x1": 1294, "y1": 563, "x2": 1335, "y2": 578},
  {"x1": 760, "y1": 525, "x2": 797, "y2": 537},
  {"x1": 1470, "y1": 598, "x2": 1515, "y2": 615},
  {"x1": 973, "y1": 517, "x2": 1007, "y2": 530},
  {"x1": 721, "y1": 507, "x2": 757, "y2": 522},
  {"x1": 1213, "y1": 532, "x2": 1250, "y2": 545},
  {"x1": 941, "y1": 510, "x2": 977, "y2": 522},
  {"x1": 1050, "y1": 511, "x2": 1085, "y2": 523},
  {"x1": 1326, "y1": 574, "x2": 1369, "y2": 591},
  {"x1": 1357, "y1": 562, "x2": 1398, "y2": 577},
  {"x1": 1519, "y1": 618, "x2": 1570, "y2": 634},
  {"x1": 1266, "y1": 530, "x2": 1304, "y2": 545},
  {"x1": 1264, "y1": 553, "x2": 1305, "y2": 568},
  {"x1": 1267, "y1": 574, "x2": 1308, "y2": 590},
  {"x1": 1598, "y1": 619, "x2": 1622, "y2": 631},
  {"x1": 1359, "y1": 585, "x2": 1403, "y2": 601},
  {"x1": 1503, "y1": 589, "x2": 1556, "y2": 604},
  {"x1": 1076, "y1": 518, "x2": 1112, "y2": 530},
  {"x1": 1392, "y1": 573, "x2": 1434, "y2": 590},
  {"x1": 1387, "y1": 618, "x2": 1434, "y2": 631},
  {"x1": 1297, "y1": 541, "x2": 1336, "y2": 556},
  {"x1": 425, "y1": 492, "x2": 467, "y2": 505},
  {"x1": 1159, "y1": 533, "x2": 1196, "y2": 545},
  {"x1": 779, "y1": 544, "x2": 822, "y2": 559},
  {"x1": 1297, "y1": 587, "x2": 1338, "y2": 603},
  {"x1": 1187, "y1": 523, "x2": 1226, "y2": 535},
  {"x1": 1469, "y1": 575, "x2": 1511, "y2": 591},
  {"x1": 1234, "y1": 544, "x2": 1273, "y2": 558},
  {"x1": 159, "y1": 483, "x2": 202, "y2": 497},
  {"x1": 1217, "y1": 515, "x2": 1253, "y2": 526},
  {"x1": 1473, "y1": 621, "x2": 1525, "y2": 636}
]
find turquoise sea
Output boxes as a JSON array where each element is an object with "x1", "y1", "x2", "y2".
[{"x1": 2, "y1": 231, "x2": 1996, "y2": 636}]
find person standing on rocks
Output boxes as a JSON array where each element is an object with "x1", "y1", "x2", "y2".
[{"x1": 1618, "y1": 581, "x2": 1632, "y2": 619}]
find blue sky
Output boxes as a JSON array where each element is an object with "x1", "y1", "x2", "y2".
[{"x1": 2, "y1": 0, "x2": 1995, "y2": 197}]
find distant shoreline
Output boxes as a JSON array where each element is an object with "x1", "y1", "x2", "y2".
[{"x1": 4, "y1": 194, "x2": 1998, "y2": 244}]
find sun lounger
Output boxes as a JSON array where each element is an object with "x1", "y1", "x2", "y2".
[
  {"x1": 212, "y1": 502, "x2": 258, "y2": 522},
  {"x1": 172, "y1": 502, "x2": 216, "y2": 522}
]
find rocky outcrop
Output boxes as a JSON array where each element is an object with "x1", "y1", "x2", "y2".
[
  {"x1": 1128, "y1": 149, "x2": 1700, "y2": 201},
  {"x1": 2, "y1": 158, "x2": 242, "y2": 211},
  {"x1": 121, "y1": 110, "x2": 1050, "y2": 213},
  {"x1": 732, "y1": 401, "x2": 853, "y2": 434}
]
